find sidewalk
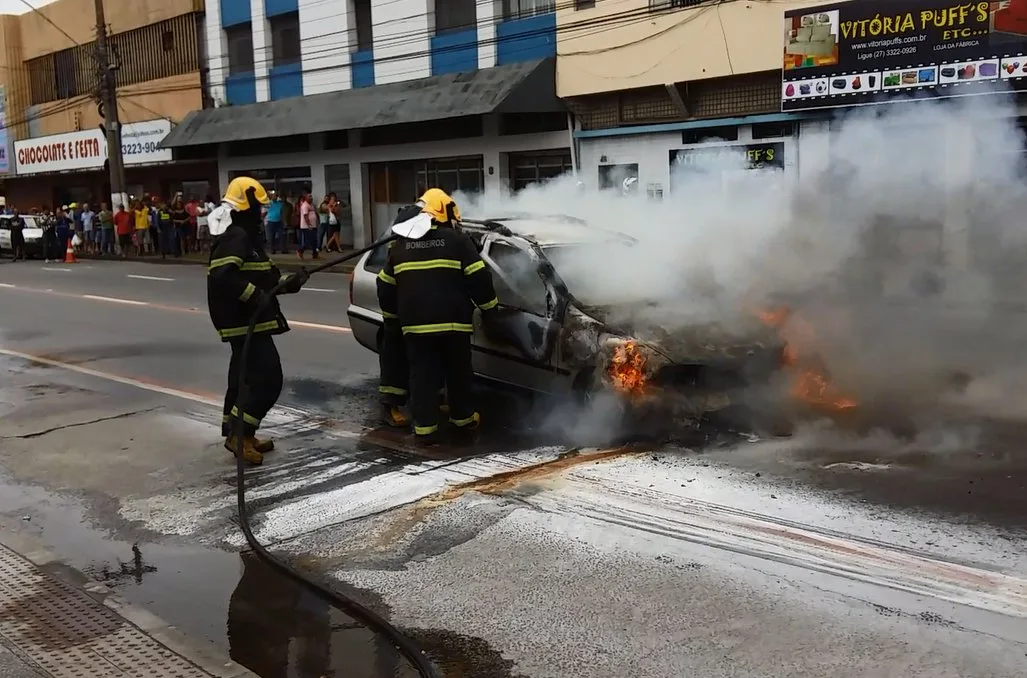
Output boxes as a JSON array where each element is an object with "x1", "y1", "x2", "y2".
[
  {"x1": 0, "y1": 529, "x2": 257, "y2": 678},
  {"x1": 73, "y1": 251, "x2": 359, "y2": 274}
]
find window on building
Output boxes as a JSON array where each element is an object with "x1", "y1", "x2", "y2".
[
  {"x1": 682, "y1": 125, "x2": 739, "y2": 144},
  {"x1": 226, "y1": 24, "x2": 255, "y2": 74},
  {"x1": 54, "y1": 49, "x2": 76, "y2": 99},
  {"x1": 510, "y1": 150, "x2": 573, "y2": 192},
  {"x1": 751, "y1": 121, "x2": 795, "y2": 139},
  {"x1": 574, "y1": 0, "x2": 595, "y2": 8},
  {"x1": 161, "y1": 30, "x2": 174, "y2": 52},
  {"x1": 503, "y1": 0, "x2": 556, "y2": 20},
  {"x1": 415, "y1": 156, "x2": 484, "y2": 195},
  {"x1": 270, "y1": 12, "x2": 301, "y2": 67},
  {"x1": 355, "y1": 0, "x2": 373, "y2": 50},
  {"x1": 436, "y1": 0, "x2": 476, "y2": 34}
]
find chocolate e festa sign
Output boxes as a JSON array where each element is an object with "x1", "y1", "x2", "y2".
[{"x1": 13, "y1": 119, "x2": 173, "y2": 176}]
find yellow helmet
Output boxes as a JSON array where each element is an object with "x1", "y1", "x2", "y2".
[
  {"x1": 417, "y1": 187, "x2": 461, "y2": 223},
  {"x1": 222, "y1": 176, "x2": 270, "y2": 211}
]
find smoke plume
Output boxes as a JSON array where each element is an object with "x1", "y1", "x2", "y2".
[{"x1": 456, "y1": 89, "x2": 1027, "y2": 439}]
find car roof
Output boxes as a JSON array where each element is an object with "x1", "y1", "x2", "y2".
[{"x1": 462, "y1": 214, "x2": 631, "y2": 247}]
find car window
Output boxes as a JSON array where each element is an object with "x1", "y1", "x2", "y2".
[
  {"x1": 487, "y1": 242, "x2": 547, "y2": 315},
  {"x1": 364, "y1": 242, "x2": 389, "y2": 272}
]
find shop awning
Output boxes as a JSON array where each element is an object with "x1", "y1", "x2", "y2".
[{"x1": 160, "y1": 58, "x2": 564, "y2": 149}]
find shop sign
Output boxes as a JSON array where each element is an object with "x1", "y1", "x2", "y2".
[
  {"x1": 14, "y1": 129, "x2": 106, "y2": 175},
  {"x1": 121, "y1": 118, "x2": 172, "y2": 166},
  {"x1": 781, "y1": 0, "x2": 1027, "y2": 112},
  {"x1": 670, "y1": 142, "x2": 785, "y2": 171},
  {"x1": 13, "y1": 119, "x2": 174, "y2": 175}
]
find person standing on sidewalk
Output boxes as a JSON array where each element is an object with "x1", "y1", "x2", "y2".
[
  {"x1": 8, "y1": 208, "x2": 25, "y2": 261},
  {"x1": 40, "y1": 209, "x2": 59, "y2": 263},
  {"x1": 264, "y1": 191, "x2": 284, "y2": 254},
  {"x1": 80, "y1": 203, "x2": 95, "y2": 255},
  {"x1": 171, "y1": 194, "x2": 189, "y2": 256},
  {"x1": 97, "y1": 202, "x2": 114, "y2": 256},
  {"x1": 296, "y1": 193, "x2": 318, "y2": 260},
  {"x1": 55, "y1": 206, "x2": 71, "y2": 254},
  {"x1": 133, "y1": 200, "x2": 150, "y2": 257},
  {"x1": 114, "y1": 204, "x2": 133, "y2": 258}
]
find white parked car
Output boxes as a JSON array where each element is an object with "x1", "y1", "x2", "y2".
[{"x1": 0, "y1": 214, "x2": 44, "y2": 258}]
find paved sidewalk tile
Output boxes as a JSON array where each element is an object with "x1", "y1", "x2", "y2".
[{"x1": 0, "y1": 539, "x2": 255, "y2": 678}]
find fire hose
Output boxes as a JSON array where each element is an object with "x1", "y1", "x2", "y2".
[{"x1": 231, "y1": 233, "x2": 441, "y2": 678}]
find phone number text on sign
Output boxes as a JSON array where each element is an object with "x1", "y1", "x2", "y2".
[{"x1": 122, "y1": 141, "x2": 160, "y2": 156}]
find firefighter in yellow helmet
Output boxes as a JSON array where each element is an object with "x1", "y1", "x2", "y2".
[
  {"x1": 376, "y1": 188, "x2": 499, "y2": 446},
  {"x1": 207, "y1": 176, "x2": 309, "y2": 465}
]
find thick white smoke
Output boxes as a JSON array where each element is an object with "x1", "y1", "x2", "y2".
[{"x1": 456, "y1": 90, "x2": 1027, "y2": 435}]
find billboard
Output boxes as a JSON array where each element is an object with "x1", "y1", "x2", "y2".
[{"x1": 782, "y1": 0, "x2": 1027, "y2": 111}]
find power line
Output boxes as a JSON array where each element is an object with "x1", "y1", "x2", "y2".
[{"x1": 16, "y1": 0, "x2": 81, "y2": 49}]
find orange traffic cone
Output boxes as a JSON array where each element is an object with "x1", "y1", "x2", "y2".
[{"x1": 64, "y1": 238, "x2": 77, "y2": 264}]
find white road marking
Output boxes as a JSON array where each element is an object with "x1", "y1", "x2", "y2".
[
  {"x1": 291, "y1": 320, "x2": 351, "y2": 333},
  {"x1": 127, "y1": 274, "x2": 175, "y2": 282},
  {"x1": 42, "y1": 267, "x2": 71, "y2": 272},
  {"x1": 82, "y1": 294, "x2": 148, "y2": 306},
  {"x1": 302, "y1": 287, "x2": 336, "y2": 293},
  {"x1": 0, "y1": 347, "x2": 220, "y2": 407},
  {"x1": 0, "y1": 283, "x2": 14, "y2": 288}
]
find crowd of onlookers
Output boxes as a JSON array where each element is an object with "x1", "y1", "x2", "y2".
[{"x1": 4, "y1": 189, "x2": 353, "y2": 262}]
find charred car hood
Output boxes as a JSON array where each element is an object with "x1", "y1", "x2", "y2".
[{"x1": 580, "y1": 303, "x2": 785, "y2": 365}]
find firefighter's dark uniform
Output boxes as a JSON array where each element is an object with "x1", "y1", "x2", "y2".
[
  {"x1": 208, "y1": 176, "x2": 307, "y2": 465},
  {"x1": 376, "y1": 188, "x2": 498, "y2": 444}
]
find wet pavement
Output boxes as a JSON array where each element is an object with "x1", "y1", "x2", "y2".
[{"x1": 1, "y1": 260, "x2": 1027, "y2": 677}]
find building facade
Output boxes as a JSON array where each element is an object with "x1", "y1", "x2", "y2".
[
  {"x1": 163, "y1": 0, "x2": 571, "y2": 248},
  {"x1": 556, "y1": 0, "x2": 1027, "y2": 298},
  {"x1": 0, "y1": 0, "x2": 217, "y2": 210}
]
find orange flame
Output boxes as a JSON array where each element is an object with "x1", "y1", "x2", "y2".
[
  {"x1": 609, "y1": 340, "x2": 648, "y2": 396},
  {"x1": 757, "y1": 306, "x2": 857, "y2": 411}
]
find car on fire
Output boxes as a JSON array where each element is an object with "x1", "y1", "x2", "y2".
[{"x1": 347, "y1": 215, "x2": 788, "y2": 424}]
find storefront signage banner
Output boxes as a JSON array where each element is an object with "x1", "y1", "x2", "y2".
[
  {"x1": 782, "y1": 0, "x2": 1027, "y2": 111},
  {"x1": 670, "y1": 143, "x2": 785, "y2": 171},
  {"x1": 13, "y1": 119, "x2": 173, "y2": 175}
]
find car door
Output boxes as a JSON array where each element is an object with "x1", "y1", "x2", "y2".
[{"x1": 472, "y1": 235, "x2": 564, "y2": 393}]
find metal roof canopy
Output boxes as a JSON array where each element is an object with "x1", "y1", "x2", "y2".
[{"x1": 160, "y1": 58, "x2": 564, "y2": 149}]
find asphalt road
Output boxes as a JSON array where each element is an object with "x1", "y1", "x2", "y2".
[{"x1": 0, "y1": 258, "x2": 1025, "y2": 678}]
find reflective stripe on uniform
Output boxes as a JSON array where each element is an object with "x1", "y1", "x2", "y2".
[
  {"x1": 381, "y1": 310, "x2": 398, "y2": 319},
  {"x1": 450, "y1": 412, "x2": 479, "y2": 428},
  {"x1": 230, "y1": 406, "x2": 261, "y2": 427},
  {"x1": 239, "y1": 282, "x2": 256, "y2": 302},
  {"x1": 414, "y1": 424, "x2": 438, "y2": 435},
  {"x1": 402, "y1": 322, "x2": 473, "y2": 335},
  {"x1": 217, "y1": 319, "x2": 282, "y2": 338},
  {"x1": 240, "y1": 261, "x2": 273, "y2": 271},
  {"x1": 393, "y1": 259, "x2": 461, "y2": 274},
  {"x1": 378, "y1": 270, "x2": 396, "y2": 285},
  {"x1": 379, "y1": 385, "x2": 407, "y2": 396},
  {"x1": 209, "y1": 255, "x2": 244, "y2": 270},
  {"x1": 464, "y1": 260, "x2": 485, "y2": 275},
  {"x1": 478, "y1": 297, "x2": 499, "y2": 310}
]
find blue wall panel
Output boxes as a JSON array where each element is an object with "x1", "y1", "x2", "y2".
[
  {"x1": 351, "y1": 49, "x2": 375, "y2": 88},
  {"x1": 431, "y1": 28, "x2": 478, "y2": 76},
  {"x1": 220, "y1": 0, "x2": 250, "y2": 28},
  {"x1": 269, "y1": 63, "x2": 303, "y2": 100},
  {"x1": 496, "y1": 13, "x2": 556, "y2": 65},
  {"x1": 264, "y1": 0, "x2": 297, "y2": 18},
  {"x1": 225, "y1": 72, "x2": 257, "y2": 105}
]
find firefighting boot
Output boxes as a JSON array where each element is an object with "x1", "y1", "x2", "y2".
[
  {"x1": 253, "y1": 438, "x2": 275, "y2": 454},
  {"x1": 224, "y1": 436, "x2": 264, "y2": 466},
  {"x1": 381, "y1": 403, "x2": 409, "y2": 428}
]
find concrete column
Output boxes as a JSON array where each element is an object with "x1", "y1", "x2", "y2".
[
  {"x1": 347, "y1": 128, "x2": 370, "y2": 248},
  {"x1": 309, "y1": 133, "x2": 327, "y2": 201},
  {"x1": 299, "y1": 0, "x2": 353, "y2": 95},
  {"x1": 482, "y1": 114, "x2": 505, "y2": 199},
  {"x1": 204, "y1": 0, "x2": 227, "y2": 105},
  {"x1": 252, "y1": 2, "x2": 270, "y2": 102},
  {"x1": 477, "y1": 0, "x2": 500, "y2": 69},
  {"x1": 373, "y1": 0, "x2": 431, "y2": 83}
]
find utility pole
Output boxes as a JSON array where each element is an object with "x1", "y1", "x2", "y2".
[{"x1": 94, "y1": 0, "x2": 127, "y2": 210}]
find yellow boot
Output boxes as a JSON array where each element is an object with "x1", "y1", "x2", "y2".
[
  {"x1": 381, "y1": 404, "x2": 409, "y2": 428},
  {"x1": 253, "y1": 438, "x2": 275, "y2": 453},
  {"x1": 224, "y1": 436, "x2": 264, "y2": 465}
]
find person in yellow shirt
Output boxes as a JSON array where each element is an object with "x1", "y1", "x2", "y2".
[{"x1": 132, "y1": 200, "x2": 150, "y2": 257}]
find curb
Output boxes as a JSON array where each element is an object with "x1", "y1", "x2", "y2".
[
  {"x1": 0, "y1": 526, "x2": 259, "y2": 678},
  {"x1": 71, "y1": 254, "x2": 357, "y2": 274}
]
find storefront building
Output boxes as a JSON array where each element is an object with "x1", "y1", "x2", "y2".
[
  {"x1": 0, "y1": 0, "x2": 214, "y2": 209},
  {"x1": 10, "y1": 119, "x2": 217, "y2": 208},
  {"x1": 161, "y1": 0, "x2": 571, "y2": 248}
]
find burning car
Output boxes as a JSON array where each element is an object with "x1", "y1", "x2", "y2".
[{"x1": 348, "y1": 214, "x2": 794, "y2": 426}]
